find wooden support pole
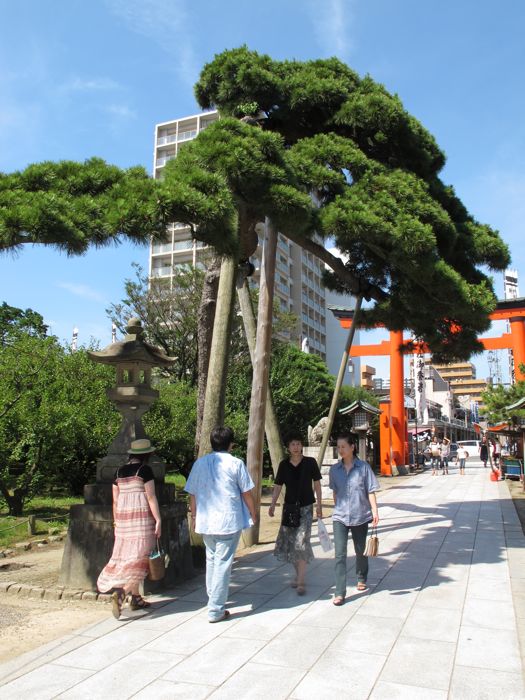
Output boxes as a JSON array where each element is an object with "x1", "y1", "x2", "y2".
[
  {"x1": 244, "y1": 218, "x2": 278, "y2": 546},
  {"x1": 317, "y1": 294, "x2": 363, "y2": 470}
]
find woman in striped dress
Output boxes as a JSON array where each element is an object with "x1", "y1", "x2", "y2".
[{"x1": 97, "y1": 439, "x2": 161, "y2": 618}]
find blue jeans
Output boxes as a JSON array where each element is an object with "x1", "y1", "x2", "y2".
[
  {"x1": 333, "y1": 519, "x2": 369, "y2": 597},
  {"x1": 203, "y1": 531, "x2": 241, "y2": 621}
]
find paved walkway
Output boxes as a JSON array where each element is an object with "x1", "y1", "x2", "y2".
[{"x1": 1, "y1": 460, "x2": 524, "y2": 699}]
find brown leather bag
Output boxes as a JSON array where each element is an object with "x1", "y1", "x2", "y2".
[{"x1": 364, "y1": 525, "x2": 379, "y2": 557}]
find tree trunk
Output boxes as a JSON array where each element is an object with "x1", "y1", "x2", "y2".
[
  {"x1": 317, "y1": 294, "x2": 363, "y2": 469},
  {"x1": 243, "y1": 218, "x2": 278, "y2": 546},
  {"x1": 236, "y1": 275, "x2": 284, "y2": 476},
  {"x1": 198, "y1": 255, "x2": 237, "y2": 457},
  {"x1": 195, "y1": 256, "x2": 221, "y2": 452}
]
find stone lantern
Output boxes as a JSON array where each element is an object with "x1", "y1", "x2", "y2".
[
  {"x1": 60, "y1": 318, "x2": 193, "y2": 591},
  {"x1": 88, "y1": 317, "x2": 175, "y2": 483}
]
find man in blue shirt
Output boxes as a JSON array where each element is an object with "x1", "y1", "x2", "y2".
[
  {"x1": 185, "y1": 426, "x2": 257, "y2": 622},
  {"x1": 329, "y1": 433, "x2": 380, "y2": 605}
]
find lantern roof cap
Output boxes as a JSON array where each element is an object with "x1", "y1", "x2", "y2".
[
  {"x1": 87, "y1": 318, "x2": 176, "y2": 367},
  {"x1": 339, "y1": 399, "x2": 382, "y2": 416},
  {"x1": 505, "y1": 396, "x2": 525, "y2": 412}
]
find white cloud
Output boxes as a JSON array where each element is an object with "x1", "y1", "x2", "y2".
[
  {"x1": 60, "y1": 77, "x2": 124, "y2": 92},
  {"x1": 57, "y1": 282, "x2": 107, "y2": 303},
  {"x1": 306, "y1": 0, "x2": 356, "y2": 60},
  {"x1": 106, "y1": 0, "x2": 198, "y2": 87},
  {"x1": 105, "y1": 103, "x2": 137, "y2": 120}
]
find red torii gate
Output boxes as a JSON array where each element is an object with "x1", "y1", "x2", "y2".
[{"x1": 332, "y1": 298, "x2": 525, "y2": 476}]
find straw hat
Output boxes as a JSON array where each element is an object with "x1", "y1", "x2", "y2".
[{"x1": 128, "y1": 439, "x2": 155, "y2": 454}]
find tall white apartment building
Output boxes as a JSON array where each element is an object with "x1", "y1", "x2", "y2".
[{"x1": 149, "y1": 110, "x2": 357, "y2": 372}]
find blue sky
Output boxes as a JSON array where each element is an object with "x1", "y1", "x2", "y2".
[{"x1": 1, "y1": 0, "x2": 524, "y2": 382}]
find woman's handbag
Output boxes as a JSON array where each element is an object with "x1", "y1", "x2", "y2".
[
  {"x1": 148, "y1": 539, "x2": 166, "y2": 581},
  {"x1": 317, "y1": 519, "x2": 333, "y2": 552},
  {"x1": 282, "y1": 503, "x2": 301, "y2": 528},
  {"x1": 364, "y1": 525, "x2": 379, "y2": 557}
]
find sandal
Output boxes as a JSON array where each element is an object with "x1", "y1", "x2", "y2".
[
  {"x1": 356, "y1": 582, "x2": 368, "y2": 592},
  {"x1": 332, "y1": 595, "x2": 345, "y2": 606},
  {"x1": 297, "y1": 585, "x2": 306, "y2": 596},
  {"x1": 111, "y1": 589, "x2": 125, "y2": 619},
  {"x1": 129, "y1": 594, "x2": 151, "y2": 611}
]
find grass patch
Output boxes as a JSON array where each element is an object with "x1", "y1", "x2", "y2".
[
  {"x1": 165, "y1": 472, "x2": 186, "y2": 490},
  {"x1": 0, "y1": 493, "x2": 82, "y2": 549}
]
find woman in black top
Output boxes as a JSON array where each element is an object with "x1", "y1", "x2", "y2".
[{"x1": 269, "y1": 434, "x2": 323, "y2": 595}]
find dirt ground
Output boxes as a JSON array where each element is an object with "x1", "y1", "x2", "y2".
[{"x1": 1, "y1": 476, "x2": 524, "y2": 666}]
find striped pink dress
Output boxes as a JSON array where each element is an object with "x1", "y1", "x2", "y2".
[{"x1": 97, "y1": 467, "x2": 156, "y2": 593}]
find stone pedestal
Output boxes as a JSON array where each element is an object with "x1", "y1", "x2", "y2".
[
  {"x1": 304, "y1": 445, "x2": 338, "y2": 498},
  {"x1": 59, "y1": 484, "x2": 193, "y2": 591}
]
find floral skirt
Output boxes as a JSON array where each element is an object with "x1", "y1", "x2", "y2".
[{"x1": 274, "y1": 505, "x2": 314, "y2": 564}]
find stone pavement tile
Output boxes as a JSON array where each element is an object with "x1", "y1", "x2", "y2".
[
  {"x1": 377, "y1": 568, "x2": 428, "y2": 591},
  {"x1": 389, "y1": 554, "x2": 435, "y2": 574},
  {"x1": 221, "y1": 602, "x2": 304, "y2": 641},
  {"x1": 55, "y1": 626, "x2": 165, "y2": 671},
  {"x1": 468, "y1": 562, "x2": 511, "y2": 583},
  {"x1": 131, "y1": 679, "x2": 215, "y2": 699},
  {"x1": 424, "y1": 566, "x2": 470, "y2": 586},
  {"x1": 330, "y1": 613, "x2": 403, "y2": 655},
  {"x1": 177, "y1": 587, "x2": 208, "y2": 603},
  {"x1": 456, "y1": 625, "x2": 522, "y2": 672},
  {"x1": 511, "y1": 591, "x2": 525, "y2": 619},
  {"x1": 462, "y1": 597, "x2": 518, "y2": 630},
  {"x1": 405, "y1": 541, "x2": 443, "y2": 556},
  {"x1": 77, "y1": 616, "x2": 132, "y2": 638},
  {"x1": 357, "y1": 587, "x2": 416, "y2": 619},
  {"x1": 0, "y1": 663, "x2": 93, "y2": 699},
  {"x1": 290, "y1": 648, "x2": 386, "y2": 700},
  {"x1": 449, "y1": 665, "x2": 525, "y2": 700},
  {"x1": 56, "y1": 649, "x2": 183, "y2": 699},
  {"x1": 379, "y1": 637, "x2": 455, "y2": 691},
  {"x1": 209, "y1": 661, "x2": 305, "y2": 699},
  {"x1": 0, "y1": 634, "x2": 89, "y2": 685},
  {"x1": 161, "y1": 637, "x2": 264, "y2": 686},
  {"x1": 292, "y1": 594, "x2": 363, "y2": 628},
  {"x1": 402, "y1": 604, "x2": 461, "y2": 642},
  {"x1": 143, "y1": 614, "x2": 230, "y2": 655},
  {"x1": 369, "y1": 680, "x2": 447, "y2": 699},
  {"x1": 236, "y1": 573, "x2": 290, "y2": 595},
  {"x1": 467, "y1": 577, "x2": 513, "y2": 602},
  {"x1": 251, "y1": 623, "x2": 338, "y2": 670},
  {"x1": 439, "y1": 538, "x2": 475, "y2": 553},
  {"x1": 131, "y1": 601, "x2": 203, "y2": 631}
]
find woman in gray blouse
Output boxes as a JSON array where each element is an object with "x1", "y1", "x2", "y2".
[{"x1": 329, "y1": 433, "x2": 380, "y2": 606}]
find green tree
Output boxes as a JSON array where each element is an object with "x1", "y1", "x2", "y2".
[
  {"x1": 107, "y1": 263, "x2": 207, "y2": 385},
  {"x1": 481, "y1": 381, "x2": 525, "y2": 424},
  {"x1": 194, "y1": 47, "x2": 510, "y2": 361},
  {"x1": 0, "y1": 158, "x2": 167, "y2": 253},
  {"x1": 144, "y1": 381, "x2": 198, "y2": 475},
  {"x1": 0, "y1": 335, "x2": 117, "y2": 514},
  {"x1": 0, "y1": 302, "x2": 48, "y2": 343}
]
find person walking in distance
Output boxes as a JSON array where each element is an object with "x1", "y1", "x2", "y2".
[
  {"x1": 479, "y1": 436, "x2": 489, "y2": 468},
  {"x1": 185, "y1": 426, "x2": 257, "y2": 623},
  {"x1": 441, "y1": 437, "x2": 451, "y2": 475},
  {"x1": 329, "y1": 433, "x2": 380, "y2": 606},
  {"x1": 430, "y1": 436, "x2": 442, "y2": 476},
  {"x1": 456, "y1": 444, "x2": 469, "y2": 475}
]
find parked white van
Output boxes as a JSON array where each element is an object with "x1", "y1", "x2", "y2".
[{"x1": 457, "y1": 439, "x2": 480, "y2": 453}]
